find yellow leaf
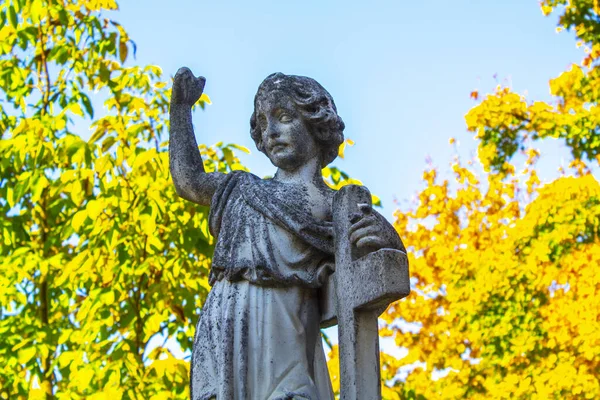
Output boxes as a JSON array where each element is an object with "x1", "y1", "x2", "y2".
[
  {"x1": 72, "y1": 210, "x2": 88, "y2": 231},
  {"x1": 200, "y1": 93, "x2": 212, "y2": 105},
  {"x1": 101, "y1": 290, "x2": 115, "y2": 305},
  {"x1": 87, "y1": 199, "x2": 103, "y2": 220},
  {"x1": 69, "y1": 102, "x2": 84, "y2": 117},
  {"x1": 18, "y1": 347, "x2": 36, "y2": 364}
]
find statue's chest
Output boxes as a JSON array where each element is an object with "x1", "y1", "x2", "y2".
[
  {"x1": 303, "y1": 185, "x2": 333, "y2": 222},
  {"x1": 311, "y1": 205, "x2": 330, "y2": 222},
  {"x1": 258, "y1": 179, "x2": 333, "y2": 221}
]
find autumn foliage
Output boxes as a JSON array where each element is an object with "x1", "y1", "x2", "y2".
[
  {"x1": 377, "y1": 162, "x2": 599, "y2": 399},
  {"x1": 1, "y1": 1, "x2": 599, "y2": 399},
  {"x1": 366, "y1": 1, "x2": 600, "y2": 398}
]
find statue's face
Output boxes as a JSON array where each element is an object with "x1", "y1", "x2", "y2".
[{"x1": 256, "y1": 93, "x2": 320, "y2": 171}]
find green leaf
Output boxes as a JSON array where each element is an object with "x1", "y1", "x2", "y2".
[
  {"x1": 101, "y1": 136, "x2": 116, "y2": 152},
  {"x1": 80, "y1": 94, "x2": 94, "y2": 119},
  {"x1": 8, "y1": 6, "x2": 17, "y2": 28},
  {"x1": 58, "y1": 9, "x2": 69, "y2": 25},
  {"x1": 89, "y1": 127, "x2": 107, "y2": 144}
]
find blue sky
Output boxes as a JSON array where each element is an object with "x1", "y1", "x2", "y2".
[
  {"x1": 105, "y1": 0, "x2": 591, "y2": 362},
  {"x1": 110, "y1": 0, "x2": 583, "y2": 219}
]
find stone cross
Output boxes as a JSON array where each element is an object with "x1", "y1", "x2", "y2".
[{"x1": 320, "y1": 185, "x2": 410, "y2": 400}]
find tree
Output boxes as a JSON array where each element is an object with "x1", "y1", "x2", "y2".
[
  {"x1": 465, "y1": 0, "x2": 600, "y2": 174},
  {"x1": 0, "y1": 2, "x2": 362, "y2": 398},
  {"x1": 8, "y1": 1, "x2": 597, "y2": 399},
  {"x1": 382, "y1": 157, "x2": 599, "y2": 399},
  {"x1": 375, "y1": 2, "x2": 600, "y2": 399},
  {"x1": 0, "y1": 1, "x2": 244, "y2": 398}
]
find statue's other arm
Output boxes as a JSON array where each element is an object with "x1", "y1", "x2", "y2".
[{"x1": 169, "y1": 67, "x2": 225, "y2": 206}]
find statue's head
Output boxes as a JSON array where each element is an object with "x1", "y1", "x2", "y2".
[{"x1": 250, "y1": 73, "x2": 345, "y2": 168}]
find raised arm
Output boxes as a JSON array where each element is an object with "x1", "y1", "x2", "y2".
[{"x1": 169, "y1": 67, "x2": 225, "y2": 206}]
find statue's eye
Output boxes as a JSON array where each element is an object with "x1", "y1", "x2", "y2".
[{"x1": 279, "y1": 113, "x2": 293, "y2": 123}]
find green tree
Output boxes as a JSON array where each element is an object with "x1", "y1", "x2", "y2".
[
  {"x1": 0, "y1": 1, "x2": 244, "y2": 398},
  {"x1": 0, "y1": 2, "x2": 363, "y2": 398}
]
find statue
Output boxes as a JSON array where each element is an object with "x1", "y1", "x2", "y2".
[{"x1": 169, "y1": 67, "x2": 410, "y2": 400}]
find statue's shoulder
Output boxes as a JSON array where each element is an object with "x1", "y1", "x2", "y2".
[
  {"x1": 221, "y1": 170, "x2": 260, "y2": 184},
  {"x1": 218, "y1": 170, "x2": 275, "y2": 198},
  {"x1": 232, "y1": 170, "x2": 269, "y2": 187}
]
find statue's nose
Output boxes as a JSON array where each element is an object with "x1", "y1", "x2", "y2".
[{"x1": 266, "y1": 125, "x2": 280, "y2": 139}]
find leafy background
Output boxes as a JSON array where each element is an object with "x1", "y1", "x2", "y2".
[{"x1": 0, "y1": 0, "x2": 598, "y2": 399}]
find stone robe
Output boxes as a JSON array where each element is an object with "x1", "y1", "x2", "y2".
[{"x1": 191, "y1": 171, "x2": 336, "y2": 400}]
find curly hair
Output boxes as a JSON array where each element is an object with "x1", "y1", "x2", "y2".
[{"x1": 250, "y1": 73, "x2": 345, "y2": 167}]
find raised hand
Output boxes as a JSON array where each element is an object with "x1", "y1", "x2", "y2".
[
  {"x1": 171, "y1": 67, "x2": 206, "y2": 107},
  {"x1": 169, "y1": 66, "x2": 225, "y2": 206}
]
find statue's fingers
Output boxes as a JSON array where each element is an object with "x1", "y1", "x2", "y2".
[
  {"x1": 172, "y1": 75, "x2": 186, "y2": 102},
  {"x1": 173, "y1": 74, "x2": 187, "y2": 96},
  {"x1": 184, "y1": 71, "x2": 195, "y2": 85},
  {"x1": 348, "y1": 214, "x2": 377, "y2": 236},
  {"x1": 349, "y1": 225, "x2": 379, "y2": 245},
  {"x1": 175, "y1": 67, "x2": 193, "y2": 81},
  {"x1": 172, "y1": 76, "x2": 180, "y2": 93},
  {"x1": 355, "y1": 235, "x2": 386, "y2": 250},
  {"x1": 350, "y1": 212, "x2": 363, "y2": 224},
  {"x1": 194, "y1": 76, "x2": 206, "y2": 93}
]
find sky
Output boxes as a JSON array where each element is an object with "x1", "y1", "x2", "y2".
[
  {"x1": 105, "y1": 1, "x2": 587, "y2": 361},
  {"x1": 108, "y1": 0, "x2": 585, "y2": 221}
]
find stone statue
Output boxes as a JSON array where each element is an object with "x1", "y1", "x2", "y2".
[{"x1": 169, "y1": 67, "x2": 409, "y2": 400}]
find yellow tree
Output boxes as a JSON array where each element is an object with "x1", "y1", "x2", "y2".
[
  {"x1": 466, "y1": 0, "x2": 600, "y2": 174},
  {"x1": 383, "y1": 157, "x2": 599, "y2": 399},
  {"x1": 379, "y1": 1, "x2": 600, "y2": 399}
]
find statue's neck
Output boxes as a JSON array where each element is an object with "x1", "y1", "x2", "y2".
[{"x1": 274, "y1": 156, "x2": 323, "y2": 186}]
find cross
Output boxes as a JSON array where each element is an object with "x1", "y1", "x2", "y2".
[{"x1": 320, "y1": 185, "x2": 410, "y2": 400}]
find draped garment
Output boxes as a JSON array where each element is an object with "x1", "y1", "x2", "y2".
[{"x1": 191, "y1": 171, "x2": 336, "y2": 400}]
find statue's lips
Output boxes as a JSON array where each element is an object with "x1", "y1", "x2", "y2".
[{"x1": 270, "y1": 143, "x2": 288, "y2": 153}]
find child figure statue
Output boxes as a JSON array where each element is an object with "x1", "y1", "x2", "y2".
[{"x1": 170, "y1": 68, "x2": 405, "y2": 400}]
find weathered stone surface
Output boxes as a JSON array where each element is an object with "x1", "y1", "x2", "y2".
[
  {"x1": 329, "y1": 185, "x2": 410, "y2": 400},
  {"x1": 319, "y1": 248, "x2": 410, "y2": 328},
  {"x1": 169, "y1": 68, "x2": 409, "y2": 400}
]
